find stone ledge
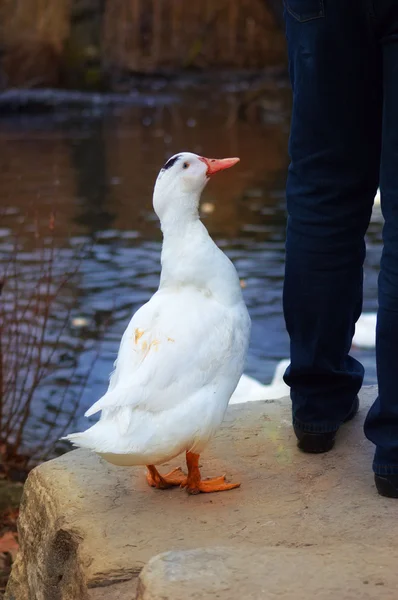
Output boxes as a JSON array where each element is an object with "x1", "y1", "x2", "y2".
[
  {"x1": 7, "y1": 386, "x2": 396, "y2": 600},
  {"x1": 137, "y1": 545, "x2": 398, "y2": 600}
]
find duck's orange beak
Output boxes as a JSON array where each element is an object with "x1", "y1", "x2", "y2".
[{"x1": 199, "y1": 156, "x2": 240, "y2": 176}]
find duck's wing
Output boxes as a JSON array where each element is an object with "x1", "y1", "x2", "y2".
[{"x1": 85, "y1": 291, "x2": 247, "y2": 418}]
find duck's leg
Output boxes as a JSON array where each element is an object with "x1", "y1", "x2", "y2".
[
  {"x1": 146, "y1": 465, "x2": 186, "y2": 489},
  {"x1": 181, "y1": 451, "x2": 240, "y2": 495}
]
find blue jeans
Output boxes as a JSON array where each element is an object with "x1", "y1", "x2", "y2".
[{"x1": 283, "y1": 0, "x2": 398, "y2": 474}]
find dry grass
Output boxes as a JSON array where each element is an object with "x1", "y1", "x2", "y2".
[
  {"x1": 0, "y1": 0, "x2": 285, "y2": 88},
  {"x1": 0, "y1": 507, "x2": 18, "y2": 597},
  {"x1": 0, "y1": 0, "x2": 72, "y2": 87},
  {"x1": 103, "y1": 0, "x2": 286, "y2": 74},
  {"x1": 0, "y1": 0, "x2": 71, "y2": 51}
]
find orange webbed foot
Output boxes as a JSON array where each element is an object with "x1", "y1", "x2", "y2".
[
  {"x1": 146, "y1": 465, "x2": 187, "y2": 489},
  {"x1": 182, "y1": 474, "x2": 241, "y2": 495},
  {"x1": 182, "y1": 452, "x2": 240, "y2": 495}
]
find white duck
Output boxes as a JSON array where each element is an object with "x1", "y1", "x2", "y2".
[
  {"x1": 65, "y1": 152, "x2": 251, "y2": 494},
  {"x1": 229, "y1": 359, "x2": 290, "y2": 405}
]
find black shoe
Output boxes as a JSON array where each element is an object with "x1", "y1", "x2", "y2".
[
  {"x1": 374, "y1": 474, "x2": 398, "y2": 498},
  {"x1": 294, "y1": 395, "x2": 359, "y2": 454}
]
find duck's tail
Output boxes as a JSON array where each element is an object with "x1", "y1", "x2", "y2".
[
  {"x1": 62, "y1": 430, "x2": 96, "y2": 449},
  {"x1": 62, "y1": 406, "x2": 135, "y2": 450}
]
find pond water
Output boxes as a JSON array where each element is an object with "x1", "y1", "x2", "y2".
[{"x1": 0, "y1": 79, "x2": 381, "y2": 447}]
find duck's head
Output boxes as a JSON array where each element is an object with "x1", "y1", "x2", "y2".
[{"x1": 153, "y1": 152, "x2": 239, "y2": 225}]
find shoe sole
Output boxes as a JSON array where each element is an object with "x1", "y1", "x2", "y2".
[{"x1": 296, "y1": 432, "x2": 335, "y2": 454}]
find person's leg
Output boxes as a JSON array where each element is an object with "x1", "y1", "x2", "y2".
[
  {"x1": 364, "y1": 1, "x2": 398, "y2": 495},
  {"x1": 283, "y1": 0, "x2": 382, "y2": 440}
]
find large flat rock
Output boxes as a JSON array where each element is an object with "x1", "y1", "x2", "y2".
[
  {"x1": 6, "y1": 386, "x2": 398, "y2": 600},
  {"x1": 137, "y1": 545, "x2": 398, "y2": 599}
]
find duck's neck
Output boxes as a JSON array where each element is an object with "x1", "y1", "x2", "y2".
[
  {"x1": 160, "y1": 216, "x2": 209, "y2": 273},
  {"x1": 158, "y1": 190, "x2": 200, "y2": 238},
  {"x1": 159, "y1": 215, "x2": 242, "y2": 305}
]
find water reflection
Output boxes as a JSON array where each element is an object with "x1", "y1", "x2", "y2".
[
  {"x1": 69, "y1": 118, "x2": 116, "y2": 234},
  {"x1": 0, "y1": 84, "x2": 381, "y2": 442}
]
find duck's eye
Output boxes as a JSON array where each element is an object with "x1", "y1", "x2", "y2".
[{"x1": 183, "y1": 162, "x2": 189, "y2": 169}]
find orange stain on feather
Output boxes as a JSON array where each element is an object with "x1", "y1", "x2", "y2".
[
  {"x1": 141, "y1": 339, "x2": 160, "y2": 360},
  {"x1": 151, "y1": 340, "x2": 160, "y2": 351},
  {"x1": 134, "y1": 328, "x2": 145, "y2": 344}
]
